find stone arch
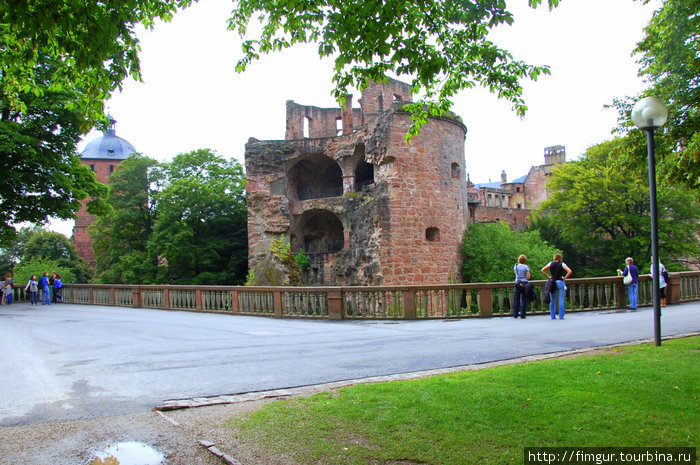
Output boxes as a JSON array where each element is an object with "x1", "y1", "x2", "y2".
[
  {"x1": 298, "y1": 209, "x2": 345, "y2": 254},
  {"x1": 288, "y1": 154, "x2": 343, "y2": 200}
]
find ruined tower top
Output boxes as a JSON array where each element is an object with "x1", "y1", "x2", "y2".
[{"x1": 544, "y1": 145, "x2": 566, "y2": 166}]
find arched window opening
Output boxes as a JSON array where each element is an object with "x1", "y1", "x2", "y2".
[
  {"x1": 451, "y1": 162, "x2": 460, "y2": 179},
  {"x1": 426, "y1": 227, "x2": 440, "y2": 242},
  {"x1": 355, "y1": 161, "x2": 374, "y2": 191},
  {"x1": 289, "y1": 154, "x2": 343, "y2": 200},
  {"x1": 300, "y1": 209, "x2": 344, "y2": 254}
]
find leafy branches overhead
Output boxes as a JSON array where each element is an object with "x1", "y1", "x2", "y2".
[
  {"x1": 612, "y1": 0, "x2": 700, "y2": 191},
  {"x1": 231, "y1": 0, "x2": 558, "y2": 137},
  {"x1": 0, "y1": 0, "x2": 192, "y2": 124}
]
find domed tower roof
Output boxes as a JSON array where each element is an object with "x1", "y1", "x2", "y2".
[{"x1": 81, "y1": 114, "x2": 136, "y2": 160}]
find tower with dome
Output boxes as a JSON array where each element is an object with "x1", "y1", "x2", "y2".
[{"x1": 73, "y1": 114, "x2": 137, "y2": 263}]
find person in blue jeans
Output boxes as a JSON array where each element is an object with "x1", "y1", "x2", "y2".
[
  {"x1": 40, "y1": 272, "x2": 51, "y2": 305},
  {"x1": 541, "y1": 253, "x2": 573, "y2": 319},
  {"x1": 618, "y1": 257, "x2": 639, "y2": 309},
  {"x1": 513, "y1": 254, "x2": 531, "y2": 319}
]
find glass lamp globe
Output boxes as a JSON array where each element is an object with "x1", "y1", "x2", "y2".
[{"x1": 631, "y1": 97, "x2": 668, "y2": 129}]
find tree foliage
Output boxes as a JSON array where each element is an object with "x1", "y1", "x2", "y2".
[
  {"x1": 0, "y1": 52, "x2": 109, "y2": 243},
  {"x1": 91, "y1": 150, "x2": 248, "y2": 285},
  {"x1": 90, "y1": 154, "x2": 160, "y2": 284},
  {"x1": 149, "y1": 149, "x2": 248, "y2": 285},
  {"x1": 461, "y1": 221, "x2": 560, "y2": 283},
  {"x1": 535, "y1": 139, "x2": 700, "y2": 277},
  {"x1": 612, "y1": 0, "x2": 700, "y2": 192},
  {"x1": 0, "y1": 0, "x2": 191, "y2": 124},
  {"x1": 231, "y1": 0, "x2": 558, "y2": 138}
]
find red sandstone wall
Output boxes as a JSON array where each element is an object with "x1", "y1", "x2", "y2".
[
  {"x1": 523, "y1": 166, "x2": 548, "y2": 209},
  {"x1": 379, "y1": 113, "x2": 468, "y2": 285},
  {"x1": 473, "y1": 207, "x2": 531, "y2": 229},
  {"x1": 73, "y1": 159, "x2": 120, "y2": 263}
]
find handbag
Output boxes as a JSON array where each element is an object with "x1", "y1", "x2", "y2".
[{"x1": 623, "y1": 266, "x2": 633, "y2": 285}]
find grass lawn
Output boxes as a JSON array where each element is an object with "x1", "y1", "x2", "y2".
[{"x1": 227, "y1": 336, "x2": 699, "y2": 465}]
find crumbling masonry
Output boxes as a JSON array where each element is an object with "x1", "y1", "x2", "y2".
[{"x1": 245, "y1": 79, "x2": 469, "y2": 285}]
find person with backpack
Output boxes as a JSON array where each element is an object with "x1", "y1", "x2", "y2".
[
  {"x1": 3, "y1": 272, "x2": 14, "y2": 304},
  {"x1": 541, "y1": 253, "x2": 573, "y2": 319},
  {"x1": 54, "y1": 274, "x2": 63, "y2": 303},
  {"x1": 40, "y1": 272, "x2": 51, "y2": 305},
  {"x1": 513, "y1": 254, "x2": 531, "y2": 319},
  {"x1": 25, "y1": 275, "x2": 39, "y2": 305},
  {"x1": 617, "y1": 257, "x2": 639, "y2": 310}
]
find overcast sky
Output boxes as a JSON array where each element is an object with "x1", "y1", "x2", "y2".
[{"x1": 57, "y1": 0, "x2": 660, "y2": 234}]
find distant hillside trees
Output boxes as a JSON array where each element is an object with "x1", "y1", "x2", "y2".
[{"x1": 91, "y1": 150, "x2": 248, "y2": 285}]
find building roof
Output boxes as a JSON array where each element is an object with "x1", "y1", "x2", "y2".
[{"x1": 81, "y1": 114, "x2": 136, "y2": 160}]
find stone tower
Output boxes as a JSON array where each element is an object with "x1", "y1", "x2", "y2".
[
  {"x1": 73, "y1": 115, "x2": 136, "y2": 263},
  {"x1": 246, "y1": 78, "x2": 468, "y2": 285}
]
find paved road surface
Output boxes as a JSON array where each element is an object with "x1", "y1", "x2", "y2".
[{"x1": 1, "y1": 301, "x2": 699, "y2": 426}]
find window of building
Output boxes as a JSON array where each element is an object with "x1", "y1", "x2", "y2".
[
  {"x1": 90, "y1": 164, "x2": 95, "y2": 171},
  {"x1": 336, "y1": 117, "x2": 343, "y2": 136},
  {"x1": 109, "y1": 165, "x2": 114, "y2": 173},
  {"x1": 426, "y1": 227, "x2": 440, "y2": 242},
  {"x1": 451, "y1": 162, "x2": 460, "y2": 179},
  {"x1": 516, "y1": 186, "x2": 520, "y2": 192},
  {"x1": 303, "y1": 116, "x2": 311, "y2": 138},
  {"x1": 355, "y1": 161, "x2": 374, "y2": 191},
  {"x1": 517, "y1": 203, "x2": 522, "y2": 209}
]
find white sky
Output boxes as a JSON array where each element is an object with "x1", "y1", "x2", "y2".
[{"x1": 55, "y1": 0, "x2": 661, "y2": 235}]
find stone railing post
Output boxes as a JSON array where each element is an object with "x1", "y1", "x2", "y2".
[
  {"x1": 478, "y1": 287, "x2": 493, "y2": 318},
  {"x1": 667, "y1": 273, "x2": 681, "y2": 304},
  {"x1": 132, "y1": 286, "x2": 142, "y2": 308},
  {"x1": 403, "y1": 289, "x2": 417, "y2": 320},
  {"x1": 231, "y1": 289, "x2": 239, "y2": 312},
  {"x1": 163, "y1": 286, "x2": 170, "y2": 309},
  {"x1": 328, "y1": 289, "x2": 344, "y2": 319},
  {"x1": 615, "y1": 279, "x2": 626, "y2": 309},
  {"x1": 273, "y1": 290, "x2": 283, "y2": 317}
]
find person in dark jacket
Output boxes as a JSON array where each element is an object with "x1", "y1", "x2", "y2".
[
  {"x1": 617, "y1": 257, "x2": 639, "y2": 310},
  {"x1": 541, "y1": 253, "x2": 573, "y2": 319}
]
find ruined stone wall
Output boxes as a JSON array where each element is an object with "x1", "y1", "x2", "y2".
[
  {"x1": 358, "y1": 79, "x2": 413, "y2": 118},
  {"x1": 377, "y1": 110, "x2": 468, "y2": 285},
  {"x1": 523, "y1": 165, "x2": 549, "y2": 210},
  {"x1": 473, "y1": 206, "x2": 531, "y2": 230},
  {"x1": 285, "y1": 101, "x2": 363, "y2": 140}
]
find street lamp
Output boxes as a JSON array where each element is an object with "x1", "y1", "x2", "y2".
[{"x1": 631, "y1": 96, "x2": 668, "y2": 346}]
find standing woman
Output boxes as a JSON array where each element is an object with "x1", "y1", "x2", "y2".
[
  {"x1": 40, "y1": 272, "x2": 51, "y2": 306},
  {"x1": 541, "y1": 253, "x2": 573, "y2": 320},
  {"x1": 651, "y1": 261, "x2": 668, "y2": 307},
  {"x1": 617, "y1": 257, "x2": 639, "y2": 310},
  {"x1": 513, "y1": 254, "x2": 531, "y2": 319},
  {"x1": 25, "y1": 275, "x2": 39, "y2": 305}
]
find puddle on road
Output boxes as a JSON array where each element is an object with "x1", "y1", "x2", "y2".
[{"x1": 88, "y1": 442, "x2": 164, "y2": 465}]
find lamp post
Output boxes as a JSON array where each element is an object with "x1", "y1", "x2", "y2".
[{"x1": 631, "y1": 96, "x2": 668, "y2": 347}]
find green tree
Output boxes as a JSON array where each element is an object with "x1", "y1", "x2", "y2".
[
  {"x1": 232, "y1": 0, "x2": 557, "y2": 138},
  {"x1": 1, "y1": 0, "x2": 190, "y2": 124},
  {"x1": 22, "y1": 229, "x2": 92, "y2": 282},
  {"x1": 0, "y1": 52, "x2": 109, "y2": 243},
  {"x1": 149, "y1": 149, "x2": 247, "y2": 285},
  {"x1": 0, "y1": 226, "x2": 38, "y2": 273},
  {"x1": 612, "y1": 0, "x2": 700, "y2": 192},
  {"x1": 536, "y1": 139, "x2": 700, "y2": 276},
  {"x1": 90, "y1": 155, "x2": 161, "y2": 284},
  {"x1": 13, "y1": 258, "x2": 75, "y2": 288},
  {"x1": 461, "y1": 221, "x2": 560, "y2": 283}
]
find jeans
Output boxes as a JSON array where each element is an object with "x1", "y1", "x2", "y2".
[
  {"x1": 29, "y1": 291, "x2": 38, "y2": 305},
  {"x1": 626, "y1": 282, "x2": 638, "y2": 309},
  {"x1": 550, "y1": 279, "x2": 566, "y2": 319},
  {"x1": 513, "y1": 283, "x2": 528, "y2": 318},
  {"x1": 41, "y1": 289, "x2": 51, "y2": 305}
]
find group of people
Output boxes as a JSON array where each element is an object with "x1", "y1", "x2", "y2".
[
  {"x1": 512, "y1": 253, "x2": 666, "y2": 320},
  {"x1": 0, "y1": 272, "x2": 63, "y2": 306},
  {"x1": 616, "y1": 257, "x2": 669, "y2": 309},
  {"x1": 512, "y1": 253, "x2": 572, "y2": 320}
]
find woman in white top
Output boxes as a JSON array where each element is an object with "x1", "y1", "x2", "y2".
[{"x1": 651, "y1": 262, "x2": 668, "y2": 307}]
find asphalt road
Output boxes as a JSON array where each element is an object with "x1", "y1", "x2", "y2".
[{"x1": 1, "y1": 301, "x2": 699, "y2": 426}]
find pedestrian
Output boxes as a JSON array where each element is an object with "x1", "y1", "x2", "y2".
[
  {"x1": 3, "y1": 272, "x2": 14, "y2": 304},
  {"x1": 0, "y1": 276, "x2": 4, "y2": 305},
  {"x1": 40, "y1": 272, "x2": 51, "y2": 305},
  {"x1": 25, "y1": 275, "x2": 39, "y2": 305},
  {"x1": 651, "y1": 261, "x2": 669, "y2": 307},
  {"x1": 541, "y1": 253, "x2": 573, "y2": 320},
  {"x1": 513, "y1": 254, "x2": 531, "y2": 319},
  {"x1": 50, "y1": 271, "x2": 57, "y2": 303},
  {"x1": 54, "y1": 273, "x2": 63, "y2": 303},
  {"x1": 617, "y1": 257, "x2": 639, "y2": 310}
]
